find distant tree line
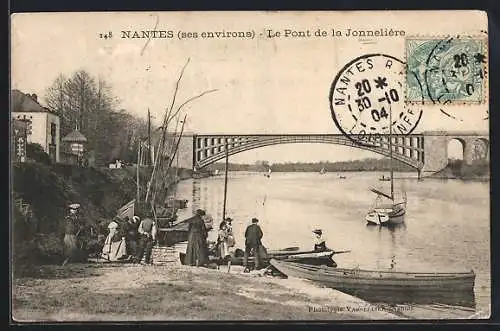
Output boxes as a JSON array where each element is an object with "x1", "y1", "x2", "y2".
[
  {"x1": 207, "y1": 157, "x2": 416, "y2": 172},
  {"x1": 45, "y1": 70, "x2": 153, "y2": 165}
]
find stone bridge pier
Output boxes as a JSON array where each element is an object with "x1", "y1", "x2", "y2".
[{"x1": 420, "y1": 131, "x2": 489, "y2": 177}]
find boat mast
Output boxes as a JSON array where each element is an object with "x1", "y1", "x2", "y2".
[
  {"x1": 136, "y1": 139, "x2": 141, "y2": 202},
  {"x1": 148, "y1": 108, "x2": 152, "y2": 165},
  {"x1": 222, "y1": 140, "x2": 229, "y2": 220},
  {"x1": 389, "y1": 105, "x2": 394, "y2": 201}
]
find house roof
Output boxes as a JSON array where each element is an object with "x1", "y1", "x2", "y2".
[
  {"x1": 11, "y1": 89, "x2": 57, "y2": 114},
  {"x1": 62, "y1": 129, "x2": 87, "y2": 142}
]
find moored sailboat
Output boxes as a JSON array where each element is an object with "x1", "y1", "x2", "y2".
[{"x1": 365, "y1": 106, "x2": 406, "y2": 226}]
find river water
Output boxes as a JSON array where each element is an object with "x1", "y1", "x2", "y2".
[{"x1": 174, "y1": 171, "x2": 490, "y2": 315}]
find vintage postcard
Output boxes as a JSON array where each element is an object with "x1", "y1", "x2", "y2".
[{"x1": 10, "y1": 11, "x2": 490, "y2": 321}]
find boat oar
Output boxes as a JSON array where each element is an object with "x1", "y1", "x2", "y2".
[
  {"x1": 280, "y1": 246, "x2": 300, "y2": 251},
  {"x1": 332, "y1": 250, "x2": 351, "y2": 255}
]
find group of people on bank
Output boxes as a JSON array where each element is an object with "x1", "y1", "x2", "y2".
[
  {"x1": 182, "y1": 209, "x2": 266, "y2": 272},
  {"x1": 63, "y1": 203, "x2": 329, "y2": 271},
  {"x1": 62, "y1": 203, "x2": 159, "y2": 265},
  {"x1": 100, "y1": 214, "x2": 158, "y2": 264},
  {"x1": 183, "y1": 212, "x2": 329, "y2": 272}
]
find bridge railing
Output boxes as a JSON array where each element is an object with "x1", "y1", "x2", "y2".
[{"x1": 194, "y1": 134, "x2": 424, "y2": 170}]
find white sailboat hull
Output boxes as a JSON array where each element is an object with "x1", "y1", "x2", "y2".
[{"x1": 366, "y1": 205, "x2": 405, "y2": 226}]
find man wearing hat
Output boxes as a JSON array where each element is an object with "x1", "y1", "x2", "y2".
[
  {"x1": 124, "y1": 216, "x2": 140, "y2": 257},
  {"x1": 62, "y1": 203, "x2": 82, "y2": 266},
  {"x1": 134, "y1": 216, "x2": 157, "y2": 265},
  {"x1": 243, "y1": 218, "x2": 264, "y2": 272},
  {"x1": 313, "y1": 229, "x2": 328, "y2": 252}
]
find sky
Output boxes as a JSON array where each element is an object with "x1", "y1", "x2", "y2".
[{"x1": 11, "y1": 11, "x2": 489, "y2": 163}]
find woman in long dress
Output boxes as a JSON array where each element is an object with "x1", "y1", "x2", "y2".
[
  {"x1": 224, "y1": 217, "x2": 235, "y2": 248},
  {"x1": 102, "y1": 219, "x2": 128, "y2": 261},
  {"x1": 217, "y1": 221, "x2": 231, "y2": 261},
  {"x1": 184, "y1": 209, "x2": 209, "y2": 266}
]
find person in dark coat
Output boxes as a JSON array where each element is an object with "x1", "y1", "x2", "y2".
[
  {"x1": 134, "y1": 217, "x2": 156, "y2": 265},
  {"x1": 184, "y1": 209, "x2": 209, "y2": 266},
  {"x1": 125, "y1": 216, "x2": 140, "y2": 257},
  {"x1": 243, "y1": 218, "x2": 264, "y2": 272},
  {"x1": 62, "y1": 203, "x2": 82, "y2": 266}
]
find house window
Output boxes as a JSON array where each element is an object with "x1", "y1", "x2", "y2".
[{"x1": 50, "y1": 123, "x2": 57, "y2": 145}]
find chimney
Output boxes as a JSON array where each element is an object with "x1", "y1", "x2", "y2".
[{"x1": 31, "y1": 93, "x2": 38, "y2": 102}]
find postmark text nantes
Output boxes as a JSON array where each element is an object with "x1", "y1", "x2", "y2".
[{"x1": 329, "y1": 54, "x2": 423, "y2": 147}]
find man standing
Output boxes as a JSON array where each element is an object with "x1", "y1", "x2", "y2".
[
  {"x1": 134, "y1": 217, "x2": 157, "y2": 265},
  {"x1": 125, "y1": 216, "x2": 140, "y2": 258},
  {"x1": 243, "y1": 218, "x2": 264, "y2": 273},
  {"x1": 62, "y1": 203, "x2": 81, "y2": 266}
]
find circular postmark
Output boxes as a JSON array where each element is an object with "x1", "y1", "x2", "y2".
[
  {"x1": 329, "y1": 54, "x2": 423, "y2": 147},
  {"x1": 424, "y1": 37, "x2": 486, "y2": 104}
]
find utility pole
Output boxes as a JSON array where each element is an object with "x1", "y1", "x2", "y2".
[
  {"x1": 136, "y1": 140, "x2": 141, "y2": 202},
  {"x1": 148, "y1": 108, "x2": 152, "y2": 166},
  {"x1": 222, "y1": 141, "x2": 229, "y2": 221}
]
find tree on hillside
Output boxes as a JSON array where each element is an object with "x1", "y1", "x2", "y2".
[{"x1": 44, "y1": 71, "x2": 150, "y2": 165}]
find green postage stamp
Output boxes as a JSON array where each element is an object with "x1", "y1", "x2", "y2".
[{"x1": 405, "y1": 36, "x2": 487, "y2": 104}]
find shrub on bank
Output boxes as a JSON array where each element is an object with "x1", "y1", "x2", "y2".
[
  {"x1": 448, "y1": 159, "x2": 489, "y2": 179},
  {"x1": 12, "y1": 161, "x2": 188, "y2": 275},
  {"x1": 12, "y1": 162, "x2": 142, "y2": 274},
  {"x1": 26, "y1": 143, "x2": 52, "y2": 165}
]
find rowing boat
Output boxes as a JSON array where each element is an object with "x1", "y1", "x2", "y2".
[
  {"x1": 269, "y1": 259, "x2": 476, "y2": 306},
  {"x1": 157, "y1": 216, "x2": 213, "y2": 246},
  {"x1": 180, "y1": 249, "x2": 337, "y2": 267}
]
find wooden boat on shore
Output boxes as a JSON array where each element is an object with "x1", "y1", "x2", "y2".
[
  {"x1": 157, "y1": 216, "x2": 213, "y2": 246},
  {"x1": 269, "y1": 259, "x2": 476, "y2": 306},
  {"x1": 180, "y1": 249, "x2": 337, "y2": 267}
]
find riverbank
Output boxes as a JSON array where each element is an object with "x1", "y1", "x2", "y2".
[
  {"x1": 13, "y1": 261, "x2": 400, "y2": 321},
  {"x1": 429, "y1": 163, "x2": 490, "y2": 181},
  {"x1": 13, "y1": 255, "x2": 479, "y2": 321}
]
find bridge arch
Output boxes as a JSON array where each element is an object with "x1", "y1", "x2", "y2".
[
  {"x1": 447, "y1": 138, "x2": 466, "y2": 161},
  {"x1": 194, "y1": 135, "x2": 424, "y2": 171}
]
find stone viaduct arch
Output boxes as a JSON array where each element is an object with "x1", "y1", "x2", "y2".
[{"x1": 420, "y1": 131, "x2": 489, "y2": 176}]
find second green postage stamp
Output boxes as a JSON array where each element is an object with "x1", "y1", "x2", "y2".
[{"x1": 405, "y1": 36, "x2": 487, "y2": 104}]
